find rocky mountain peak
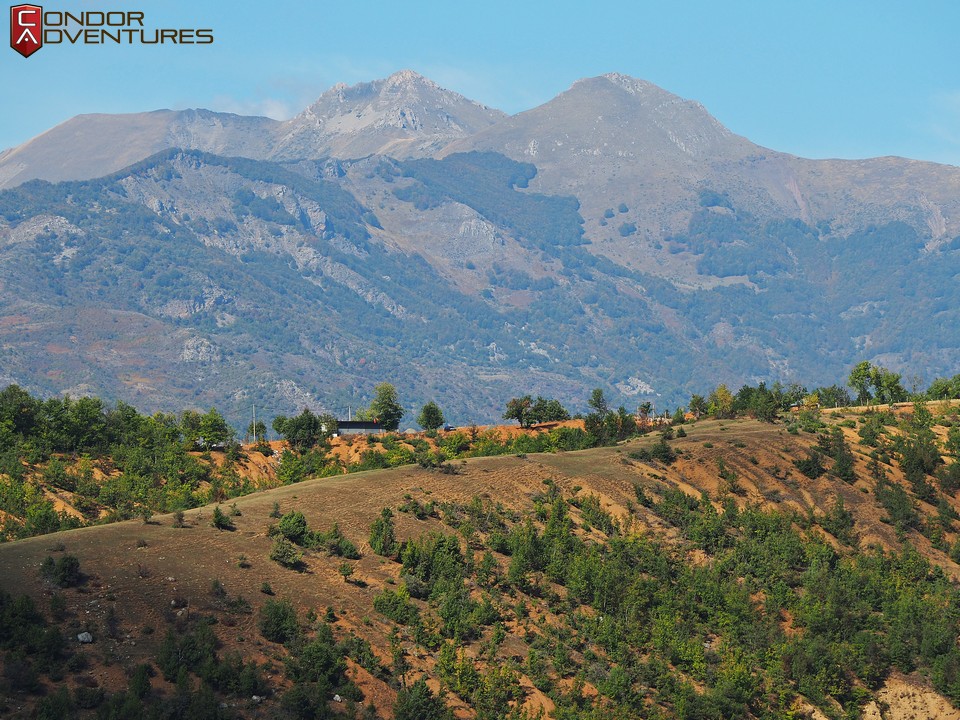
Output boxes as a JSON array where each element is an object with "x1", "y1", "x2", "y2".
[
  {"x1": 443, "y1": 72, "x2": 754, "y2": 179},
  {"x1": 271, "y1": 71, "x2": 505, "y2": 160},
  {"x1": 562, "y1": 73, "x2": 735, "y2": 140},
  {"x1": 596, "y1": 72, "x2": 659, "y2": 94},
  {"x1": 315, "y1": 69, "x2": 440, "y2": 106},
  {"x1": 383, "y1": 68, "x2": 438, "y2": 90}
]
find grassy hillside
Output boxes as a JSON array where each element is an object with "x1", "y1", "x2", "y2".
[{"x1": 3, "y1": 404, "x2": 960, "y2": 718}]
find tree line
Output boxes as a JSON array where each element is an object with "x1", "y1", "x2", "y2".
[{"x1": 3, "y1": 359, "x2": 960, "y2": 540}]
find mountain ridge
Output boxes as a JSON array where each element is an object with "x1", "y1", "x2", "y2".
[
  {"x1": 0, "y1": 109, "x2": 280, "y2": 188},
  {"x1": 6, "y1": 69, "x2": 959, "y2": 188},
  {"x1": 2, "y1": 72, "x2": 960, "y2": 424},
  {"x1": 0, "y1": 69, "x2": 507, "y2": 189}
]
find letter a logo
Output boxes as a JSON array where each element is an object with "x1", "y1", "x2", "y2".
[{"x1": 10, "y1": 4, "x2": 42, "y2": 57}]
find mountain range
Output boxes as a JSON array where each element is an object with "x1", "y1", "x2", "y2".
[{"x1": 1, "y1": 70, "x2": 959, "y2": 425}]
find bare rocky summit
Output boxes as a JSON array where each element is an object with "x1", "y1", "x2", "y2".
[{"x1": 271, "y1": 69, "x2": 506, "y2": 160}]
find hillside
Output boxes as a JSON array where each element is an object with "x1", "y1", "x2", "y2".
[
  {"x1": 445, "y1": 73, "x2": 960, "y2": 249},
  {"x1": 0, "y1": 149, "x2": 614, "y2": 424},
  {"x1": 3, "y1": 401, "x2": 960, "y2": 719}
]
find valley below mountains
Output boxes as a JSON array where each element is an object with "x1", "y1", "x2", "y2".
[{"x1": 1, "y1": 70, "x2": 959, "y2": 424}]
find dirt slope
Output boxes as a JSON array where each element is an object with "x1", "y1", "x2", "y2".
[{"x1": 2, "y1": 412, "x2": 960, "y2": 718}]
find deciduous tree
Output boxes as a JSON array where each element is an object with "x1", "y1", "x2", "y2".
[
  {"x1": 688, "y1": 394, "x2": 707, "y2": 419},
  {"x1": 708, "y1": 384, "x2": 734, "y2": 419},
  {"x1": 417, "y1": 401, "x2": 445, "y2": 431},
  {"x1": 528, "y1": 396, "x2": 570, "y2": 424},
  {"x1": 503, "y1": 395, "x2": 533, "y2": 428},
  {"x1": 369, "y1": 383, "x2": 404, "y2": 431},
  {"x1": 849, "y1": 360, "x2": 874, "y2": 404},
  {"x1": 199, "y1": 408, "x2": 233, "y2": 447}
]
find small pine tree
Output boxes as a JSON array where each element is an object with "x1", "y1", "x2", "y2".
[
  {"x1": 41, "y1": 555, "x2": 81, "y2": 587},
  {"x1": 258, "y1": 598, "x2": 298, "y2": 643},
  {"x1": 795, "y1": 451, "x2": 825, "y2": 479},
  {"x1": 393, "y1": 677, "x2": 451, "y2": 720},
  {"x1": 277, "y1": 511, "x2": 308, "y2": 544},
  {"x1": 369, "y1": 508, "x2": 397, "y2": 557},
  {"x1": 270, "y1": 537, "x2": 303, "y2": 569},
  {"x1": 211, "y1": 505, "x2": 234, "y2": 530},
  {"x1": 129, "y1": 663, "x2": 152, "y2": 699}
]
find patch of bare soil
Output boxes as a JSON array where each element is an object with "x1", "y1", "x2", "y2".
[{"x1": 862, "y1": 672, "x2": 960, "y2": 720}]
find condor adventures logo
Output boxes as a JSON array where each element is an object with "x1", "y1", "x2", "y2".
[
  {"x1": 9, "y1": 5, "x2": 214, "y2": 57},
  {"x1": 10, "y1": 4, "x2": 41, "y2": 57}
]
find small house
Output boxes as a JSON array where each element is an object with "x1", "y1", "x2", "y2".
[{"x1": 335, "y1": 420, "x2": 383, "y2": 436}]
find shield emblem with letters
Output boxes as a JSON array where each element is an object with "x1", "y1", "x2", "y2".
[{"x1": 10, "y1": 4, "x2": 43, "y2": 58}]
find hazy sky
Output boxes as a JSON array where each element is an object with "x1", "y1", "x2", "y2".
[{"x1": 3, "y1": 0, "x2": 960, "y2": 165}]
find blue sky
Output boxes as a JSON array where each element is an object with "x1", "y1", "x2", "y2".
[{"x1": 3, "y1": 0, "x2": 960, "y2": 165}]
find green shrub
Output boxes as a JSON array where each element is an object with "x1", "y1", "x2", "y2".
[
  {"x1": 369, "y1": 508, "x2": 398, "y2": 557},
  {"x1": 270, "y1": 537, "x2": 304, "y2": 569},
  {"x1": 938, "y1": 462, "x2": 960, "y2": 494},
  {"x1": 211, "y1": 505, "x2": 234, "y2": 530},
  {"x1": 394, "y1": 677, "x2": 452, "y2": 720},
  {"x1": 32, "y1": 687, "x2": 72, "y2": 720},
  {"x1": 875, "y1": 476, "x2": 920, "y2": 533},
  {"x1": 73, "y1": 685, "x2": 104, "y2": 709},
  {"x1": 318, "y1": 524, "x2": 361, "y2": 559},
  {"x1": 794, "y1": 451, "x2": 825, "y2": 479},
  {"x1": 258, "y1": 597, "x2": 298, "y2": 643},
  {"x1": 650, "y1": 438, "x2": 677, "y2": 464},
  {"x1": 373, "y1": 586, "x2": 420, "y2": 625},
  {"x1": 277, "y1": 511, "x2": 308, "y2": 544},
  {"x1": 822, "y1": 498, "x2": 855, "y2": 545},
  {"x1": 129, "y1": 662, "x2": 152, "y2": 699},
  {"x1": 40, "y1": 555, "x2": 81, "y2": 587}
]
